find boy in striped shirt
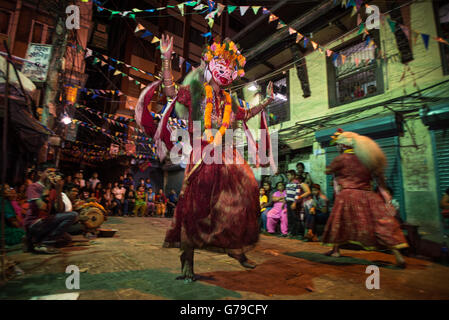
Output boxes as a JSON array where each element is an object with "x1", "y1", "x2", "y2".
[{"x1": 285, "y1": 170, "x2": 301, "y2": 237}]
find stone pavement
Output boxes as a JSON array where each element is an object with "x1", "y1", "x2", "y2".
[{"x1": 1, "y1": 216, "x2": 449, "y2": 300}]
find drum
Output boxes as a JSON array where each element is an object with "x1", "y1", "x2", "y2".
[{"x1": 78, "y1": 202, "x2": 105, "y2": 229}]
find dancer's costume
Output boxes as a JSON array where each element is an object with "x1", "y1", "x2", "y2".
[
  {"x1": 322, "y1": 130, "x2": 408, "y2": 250},
  {"x1": 135, "y1": 39, "x2": 276, "y2": 279}
]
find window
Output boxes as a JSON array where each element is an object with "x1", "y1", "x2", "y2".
[
  {"x1": 327, "y1": 32, "x2": 384, "y2": 107},
  {"x1": 167, "y1": 17, "x2": 184, "y2": 37},
  {"x1": 436, "y1": 1, "x2": 449, "y2": 75},
  {"x1": 30, "y1": 20, "x2": 54, "y2": 44},
  {"x1": 264, "y1": 74, "x2": 290, "y2": 126},
  {"x1": 189, "y1": 27, "x2": 204, "y2": 47},
  {"x1": 0, "y1": 10, "x2": 12, "y2": 35}
]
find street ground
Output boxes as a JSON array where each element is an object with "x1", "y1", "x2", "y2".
[{"x1": 1, "y1": 216, "x2": 449, "y2": 300}]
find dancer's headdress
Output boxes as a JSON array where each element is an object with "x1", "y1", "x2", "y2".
[
  {"x1": 331, "y1": 129, "x2": 387, "y2": 175},
  {"x1": 202, "y1": 37, "x2": 246, "y2": 77}
]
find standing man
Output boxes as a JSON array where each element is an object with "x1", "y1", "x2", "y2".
[{"x1": 88, "y1": 172, "x2": 101, "y2": 191}]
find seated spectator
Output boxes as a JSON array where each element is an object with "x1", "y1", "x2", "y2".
[
  {"x1": 296, "y1": 162, "x2": 312, "y2": 186},
  {"x1": 440, "y1": 187, "x2": 449, "y2": 237},
  {"x1": 260, "y1": 182, "x2": 273, "y2": 231},
  {"x1": 155, "y1": 189, "x2": 167, "y2": 217},
  {"x1": 24, "y1": 163, "x2": 77, "y2": 254},
  {"x1": 112, "y1": 182, "x2": 126, "y2": 216},
  {"x1": 146, "y1": 187, "x2": 156, "y2": 216},
  {"x1": 167, "y1": 189, "x2": 178, "y2": 217},
  {"x1": 88, "y1": 172, "x2": 101, "y2": 191},
  {"x1": 134, "y1": 186, "x2": 147, "y2": 217},
  {"x1": 102, "y1": 185, "x2": 113, "y2": 215},
  {"x1": 145, "y1": 178, "x2": 153, "y2": 190},
  {"x1": 259, "y1": 187, "x2": 268, "y2": 228},
  {"x1": 124, "y1": 185, "x2": 136, "y2": 216},
  {"x1": 304, "y1": 184, "x2": 329, "y2": 242},
  {"x1": 266, "y1": 182, "x2": 288, "y2": 236},
  {"x1": 269, "y1": 170, "x2": 287, "y2": 190},
  {"x1": 0, "y1": 184, "x2": 26, "y2": 246}
]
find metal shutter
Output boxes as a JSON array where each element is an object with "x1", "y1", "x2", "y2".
[
  {"x1": 433, "y1": 129, "x2": 449, "y2": 197},
  {"x1": 375, "y1": 136, "x2": 405, "y2": 220}
]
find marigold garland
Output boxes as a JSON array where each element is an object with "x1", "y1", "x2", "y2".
[{"x1": 204, "y1": 83, "x2": 232, "y2": 145}]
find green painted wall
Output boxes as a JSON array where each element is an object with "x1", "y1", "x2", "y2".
[{"x1": 243, "y1": 1, "x2": 448, "y2": 236}]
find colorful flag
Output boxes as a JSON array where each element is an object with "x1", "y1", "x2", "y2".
[
  {"x1": 240, "y1": 6, "x2": 249, "y2": 16},
  {"x1": 252, "y1": 6, "x2": 261, "y2": 14}
]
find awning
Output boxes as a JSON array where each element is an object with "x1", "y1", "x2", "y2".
[
  {"x1": 0, "y1": 55, "x2": 37, "y2": 97},
  {"x1": 315, "y1": 115, "x2": 399, "y2": 144}
]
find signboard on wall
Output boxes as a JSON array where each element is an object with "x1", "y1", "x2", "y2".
[
  {"x1": 65, "y1": 122, "x2": 79, "y2": 142},
  {"x1": 21, "y1": 43, "x2": 52, "y2": 82}
]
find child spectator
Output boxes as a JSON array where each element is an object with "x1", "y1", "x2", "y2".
[
  {"x1": 304, "y1": 184, "x2": 329, "y2": 241},
  {"x1": 266, "y1": 182, "x2": 288, "y2": 236},
  {"x1": 285, "y1": 170, "x2": 302, "y2": 237},
  {"x1": 133, "y1": 186, "x2": 147, "y2": 217},
  {"x1": 167, "y1": 190, "x2": 178, "y2": 217},
  {"x1": 125, "y1": 185, "x2": 136, "y2": 216},
  {"x1": 259, "y1": 187, "x2": 268, "y2": 229},
  {"x1": 155, "y1": 189, "x2": 167, "y2": 217},
  {"x1": 146, "y1": 187, "x2": 156, "y2": 216},
  {"x1": 112, "y1": 182, "x2": 126, "y2": 216},
  {"x1": 136, "y1": 178, "x2": 146, "y2": 190},
  {"x1": 260, "y1": 182, "x2": 273, "y2": 231},
  {"x1": 145, "y1": 178, "x2": 153, "y2": 190}
]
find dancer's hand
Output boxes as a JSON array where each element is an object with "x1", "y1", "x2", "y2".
[
  {"x1": 265, "y1": 81, "x2": 274, "y2": 102},
  {"x1": 160, "y1": 34, "x2": 174, "y2": 60}
]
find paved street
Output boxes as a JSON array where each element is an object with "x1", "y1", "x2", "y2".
[{"x1": 1, "y1": 216, "x2": 449, "y2": 300}]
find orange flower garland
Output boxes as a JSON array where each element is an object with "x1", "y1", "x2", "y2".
[{"x1": 204, "y1": 83, "x2": 232, "y2": 145}]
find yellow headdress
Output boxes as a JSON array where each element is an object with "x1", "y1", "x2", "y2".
[{"x1": 203, "y1": 38, "x2": 246, "y2": 78}]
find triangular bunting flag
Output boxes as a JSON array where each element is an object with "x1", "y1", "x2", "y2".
[
  {"x1": 269, "y1": 14, "x2": 278, "y2": 23},
  {"x1": 387, "y1": 18, "x2": 396, "y2": 33},
  {"x1": 357, "y1": 14, "x2": 362, "y2": 26},
  {"x1": 296, "y1": 33, "x2": 304, "y2": 43},
  {"x1": 228, "y1": 5, "x2": 237, "y2": 14},
  {"x1": 357, "y1": 22, "x2": 365, "y2": 35},
  {"x1": 208, "y1": 18, "x2": 214, "y2": 29},
  {"x1": 341, "y1": 54, "x2": 346, "y2": 64},
  {"x1": 151, "y1": 36, "x2": 160, "y2": 43},
  {"x1": 252, "y1": 6, "x2": 261, "y2": 14},
  {"x1": 177, "y1": 3, "x2": 184, "y2": 16},
  {"x1": 85, "y1": 48, "x2": 92, "y2": 58},
  {"x1": 277, "y1": 21, "x2": 286, "y2": 29},
  {"x1": 114, "y1": 70, "x2": 121, "y2": 76},
  {"x1": 303, "y1": 38, "x2": 309, "y2": 48},
  {"x1": 186, "y1": 61, "x2": 191, "y2": 73},
  {"x1": 351, "y1": 6, "x2": 357, "y2": 17},
  {"x1": 179, "y1": 56, "x2": 185, "y2": 68},
  {"x1": 312, "y1": 41, "x2": 318, "y2": 50},
  {"x1": 217, "y1": 3, "x2": 225, "y2": 16},
  {"x1": 262, "y1": 7, "x2": 269, "y2": 14},
  {"x1": 400, "y1": 25, "x2": 410, "y2": 40},
  {"x1": 436, "y1": 37, "x2": 449, "y2": 46},
  {"x1": 421, "y1": 34, "x2": 430, "y2": 49},
  {"x1": 194, "y1": 4, "x2": 207, "y2": 11},
  {"x1": 141, "y1": 30, "x2": 153, "y2": 38},
  {"x1": 240, "y1": 6, "x2": 249, "y2": 16},
  {"x1": 288, "y1": 27, "x2": 296, "y2": 35}
]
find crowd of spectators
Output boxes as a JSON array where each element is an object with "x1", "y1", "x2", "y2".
[
  {"x1": 259, "y1": 162, "x2": 329, "y2": 241},
  {"x1": 0, "y1": 165, "x2": 179, "y2": 254}
]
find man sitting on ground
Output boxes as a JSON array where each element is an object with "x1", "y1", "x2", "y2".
[{"x1": 23, "y1": 163, "x2": 77, "y2": 254}]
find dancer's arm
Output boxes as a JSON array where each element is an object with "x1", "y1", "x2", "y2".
[
  {"x1": 160, "y1": 34, "x2": 177, "y2": 98},
  {"x1": 235, "y1": 82, "x2": 274, "y2": 121}
]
